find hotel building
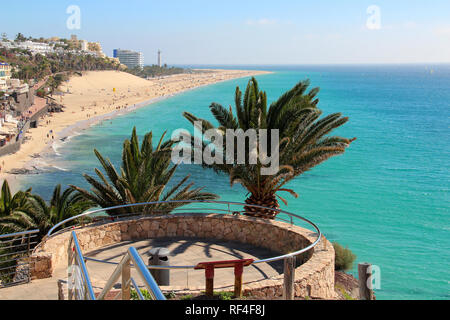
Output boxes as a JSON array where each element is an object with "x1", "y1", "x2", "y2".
[
  {"x1": 0, "y1": 63, "x2": 11, "y2": 91},
  {"x1": 113, "y1": 49, "x2": 144, "y2": 69},
  {"x1": 17, "y1": 41, "x2": 54, "y2": 55}
]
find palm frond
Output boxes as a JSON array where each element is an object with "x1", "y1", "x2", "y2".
[{"x1": 180, "y1": 77, "x2": 354, "y2": 215}]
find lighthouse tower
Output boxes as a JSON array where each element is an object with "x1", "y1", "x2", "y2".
[{"x1": 158, "y1": 50, "x2": 162, "y2": 67}]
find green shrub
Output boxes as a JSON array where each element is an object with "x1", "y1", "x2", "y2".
[
  {"x1": 165, "y1": 291, "x2": 177, "y2": 299},
  {"x1": 130, "y1": 289, "x2": 153, "y2": 300},
  {"x1": 130, "y1": 289, "x2": 176, "y2": 300},
  {"x1": 333, "y1": 242, "x2": 356, "y2": 271},
  {"x1": 36, "y1": 89, "x2": 45, "y2": 98},
  {"x1": 335, "y1": 284, "x2": 356, "y2": 300},
  {"x1": 217, "y1": 291, "x2": 234, "y2": 300}
]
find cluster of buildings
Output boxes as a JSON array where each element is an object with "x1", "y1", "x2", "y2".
[
  {"x1": 0, "y1": 35, "x2": 106, "y2": 58},
  {"x1": 1, "y1": 31, "x2": 170, "y2": 72},
  {"x1": 69, "y1": 35, "x2": 106, "y2": 58},
  {"x1": 1, "y1": 35, "x2": 165, "y2": 71},
  {"x1": 0, "y1": 61, "x2": 39, "y2": 153},
  {"x1": 0, "y1": 62, "x2": 33, "y2": 113}
]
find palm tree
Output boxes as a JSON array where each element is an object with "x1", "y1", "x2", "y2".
[
  {"x1": 0, "y1": 184, "x2": 95, "y2": 240},
  {"x1": 182, "y1": 77, "x2": 356, "y2": 219},
  {"x1": 25, "y1": 185, "x2": 95, "y2": 239},
  {"x1": 0, "y1": 181, "x2": 34, "y2": 231},
  {"x1": 0, "y1": 183, "x2": 92, "y2": 284},
  {"x1": 0, "y1": 181, "x2": 34, "y2": 284},
  {"x1": 71, "y1": 127, "x2": 218, "y2": 216}
]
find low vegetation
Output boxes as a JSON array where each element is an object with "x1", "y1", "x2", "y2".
[
  {"x1": 335, "y1": 284, "x2": 357, "y2": 300},
  {"x1": 127, "y1": 64, "x2": 186, "y2": 78},
  {"x1": 0, "y1": 47, "x2": 121, "y2": 82},
  {"x1": 333, "y1": 242, "x2": 357, "y2": 271}
]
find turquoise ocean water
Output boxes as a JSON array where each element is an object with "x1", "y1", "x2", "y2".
[{"x1": 17, "y1": 65, "x2": 449, "y2": 300}]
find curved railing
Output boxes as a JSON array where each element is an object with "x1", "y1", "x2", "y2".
[
  {"x1": 44, "y1": 200, "x2": 322, "y2": 270},
  {"x1": 68, "y1": 230, "x2": 166, "y2": 300}
]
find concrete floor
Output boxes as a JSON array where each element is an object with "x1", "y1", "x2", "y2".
[
  {"x1": 0, "y1": 237, "x2": 284, "y2": 299},
  {"x1": 0, "y1": 266, "x2": 67, "y2": 300},
  {"x1": 85, "y1": 237, "x2": 284, "y2": 291}
]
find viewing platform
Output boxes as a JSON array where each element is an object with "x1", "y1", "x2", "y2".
[{"x1": 0, "y1": 201, "x2": 336, "y2": 300}]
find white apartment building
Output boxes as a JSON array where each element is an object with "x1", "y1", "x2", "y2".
[
  {"x1": 17, "y1": 41, "x2": 54, "y2": 55},
  {"x1": 0, "y1": 41, "x2": 13, "y2": 50},
  {"x1": 113, "y1": 49, "x2": 144, "y2": 69},
  {"x1": 81, "y1": 40, "x2": 88, "y2": 51},
  {"x1": 0, "y1": 63, "x2": 11, "y2": 91}
]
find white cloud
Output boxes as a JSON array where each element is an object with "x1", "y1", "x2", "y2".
[
  {"x1": 434, "y1": 25, "x2": 450, "y2": 36},
  {"x1": 246, "y1": 18, "x2": 277, "y2": 26}
]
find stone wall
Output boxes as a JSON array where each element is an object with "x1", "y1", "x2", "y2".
[
  {"x1": 30, "y1": 103, "x2": 49, "y2": 122},
  {"x1": 0, "y1": 108, "x2": 51, "y2": 157},
  {"x1": 29, "y1": 253, "x2": 53, "y2": 280},
  {"x1": 33, "y1": 213, "x2": 335, "y2": 299},
  {"x1": 12, "y1": 87, "x2": 35, "y2": 114},
  {"x1": 0, "y1": 121, "x2": 29, "y2": 157},
  {"x1": 0, "y1": 139, "x2": 21, "y2": 157}
]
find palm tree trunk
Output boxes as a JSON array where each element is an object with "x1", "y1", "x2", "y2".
[{"x1": 244, "y1": 194, "x2": 279, "y2": 220}]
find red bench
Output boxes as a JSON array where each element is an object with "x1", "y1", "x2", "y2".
[{"x1": 195, "y1": 259, "x2": 254, "y2": 298}]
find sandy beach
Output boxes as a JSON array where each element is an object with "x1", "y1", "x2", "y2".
[{"x1": 0, "y1": 69, "x2": 269, "y2": 190}]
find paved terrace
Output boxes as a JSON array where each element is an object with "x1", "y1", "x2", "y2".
[
  {"x1": 0, "y1": 238, "x2": 283, "y2": 300},
  {"x1": 27, "y1": 96, "x2": 47, "y2": 118}
]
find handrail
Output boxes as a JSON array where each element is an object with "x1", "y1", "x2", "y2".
[
  {"x1": 47, "y1": 200, "x2": 318, "y2": 237},
  {"x1": 0, "y1": 229, "x2": 40, "y2": 240},
  {"x1": 128, "y1": 247, "x2": 166, "y2": 300},
  {"x1": 97, "y1": 246, "x2": 166, "y2": 301},
  {"x1": 68, "y1": 231, "x2": 96, "y2": 300},
  {"x1": 68, "y1": 231, "x2": 165, "y2": 300}
]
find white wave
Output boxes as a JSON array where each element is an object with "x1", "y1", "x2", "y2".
[
  {"x1": 51, "y1": 165, "x2": 70, "y2": 172},
  {"x1": 60, "y1": 135, "x2": 73, "y2": 143},
  {"x1": 383, "y1": 166, "x2": 419, "y2": 172},
  {"x1": 51, "y1": 142, "x2": 63, "y2": 156}
]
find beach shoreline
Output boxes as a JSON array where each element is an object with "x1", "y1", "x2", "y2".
[{"x1": 0, "y1": 69, "x2": 271, "y2": 191}]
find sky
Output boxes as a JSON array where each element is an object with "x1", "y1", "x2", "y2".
[{"x1": 1, "y1": 0, "x2": 450, "y2": 65}]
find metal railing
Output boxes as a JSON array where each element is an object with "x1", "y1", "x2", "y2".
[
  {"x1": 49, "y1": 201, "x2": 322, "y2": 300},
  {"x1": 96, "y1": 246, "x2": 166, "y2": 301},
  {"x1": 67, "y1": 231, "x2": 96, "y2": 300},
  {"x1": 0, "y1": 230, "x2": 40, "y2": 288},
  {"x1": 47, "y1": 200, "x2": 321, "y2": 265},
  {"x1": 67, "y1": 230, "x2": 165, "y2": 300}
]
